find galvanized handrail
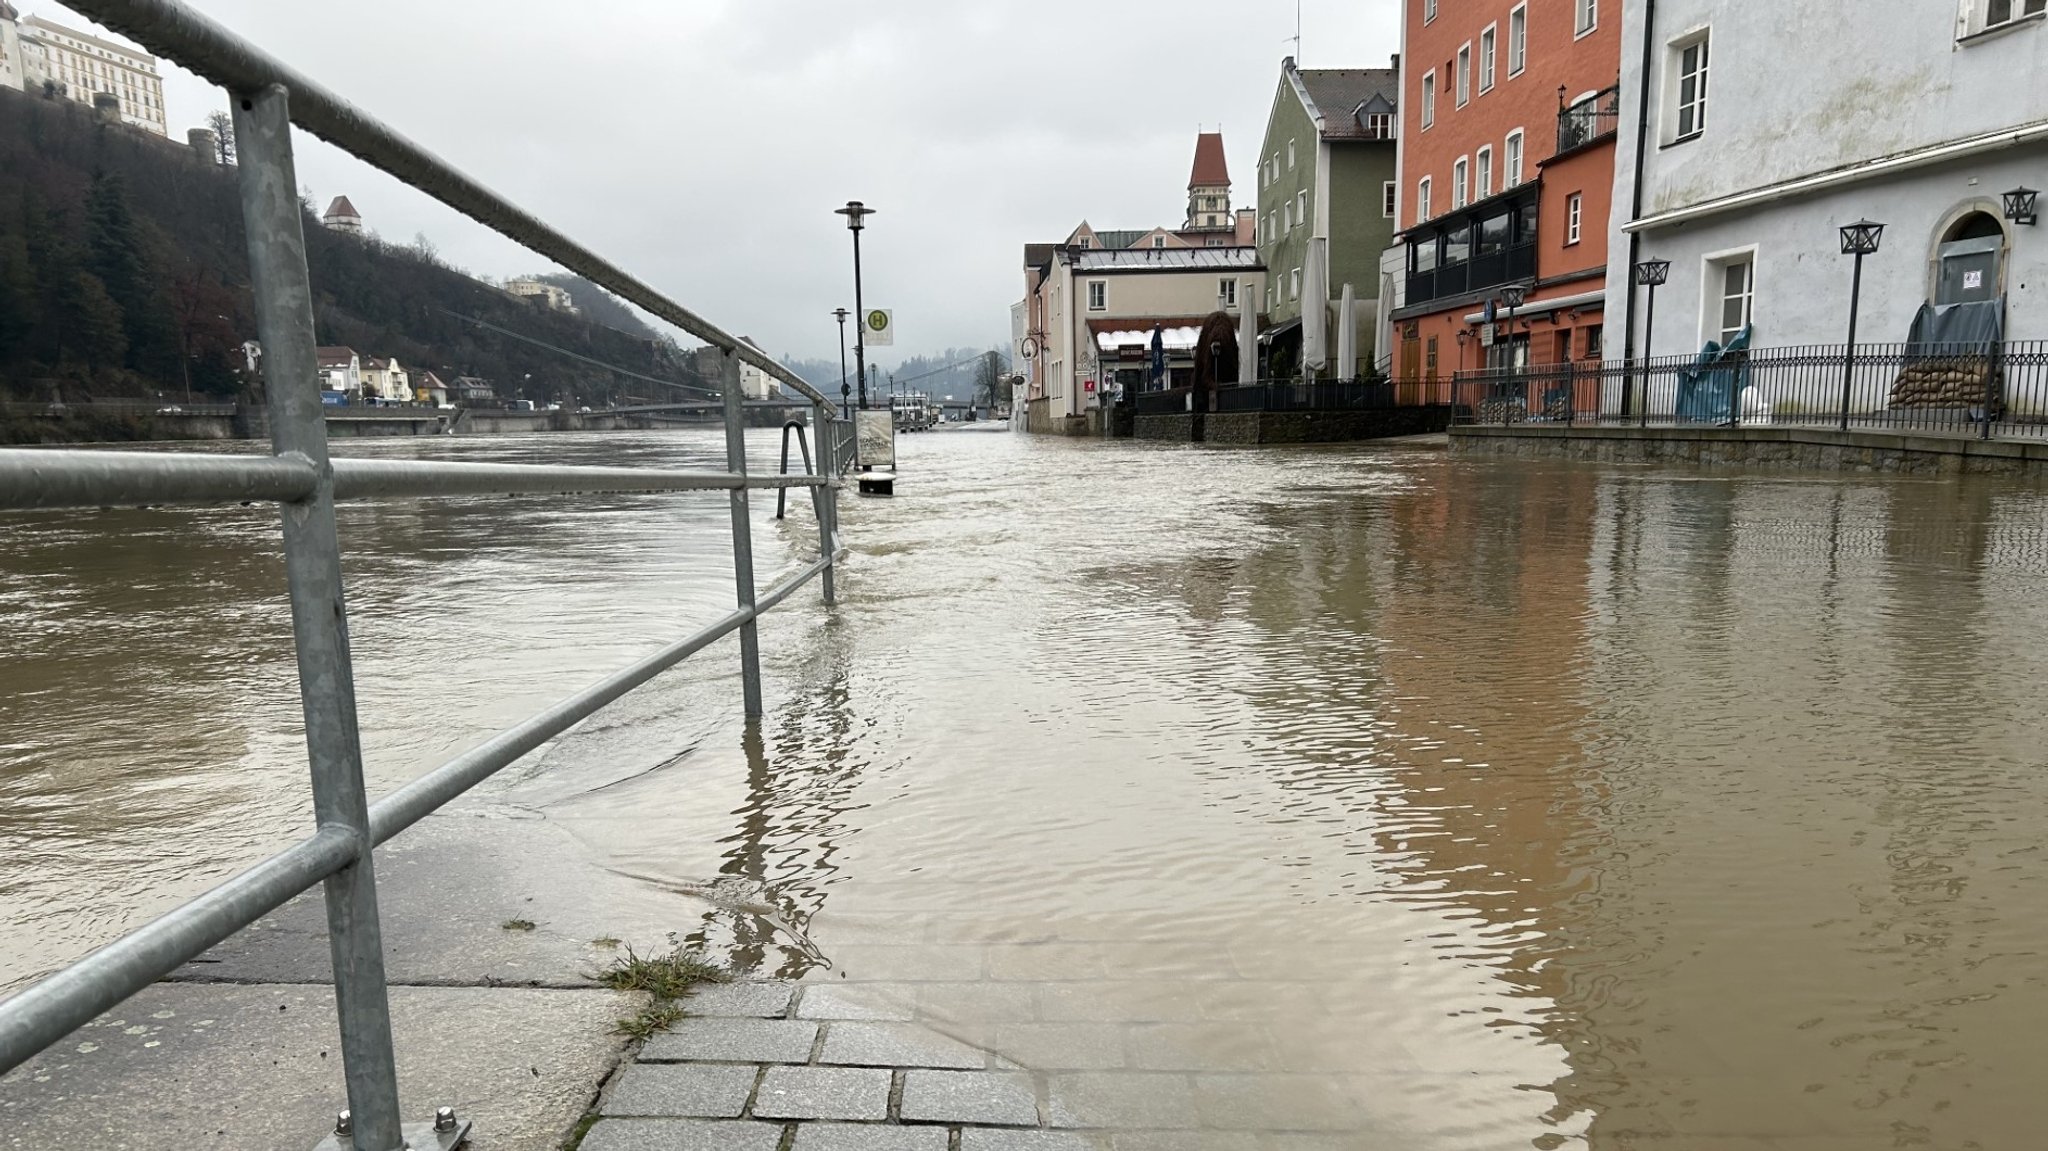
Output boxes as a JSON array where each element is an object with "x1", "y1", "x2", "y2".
[{"x1": 0, "y1": 3, "x2": 849, "y2": 1148}]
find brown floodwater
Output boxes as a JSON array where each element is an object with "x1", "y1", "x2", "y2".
[{"x1": 5, "y1": 427, "x2": 2048, "y2": 1147}]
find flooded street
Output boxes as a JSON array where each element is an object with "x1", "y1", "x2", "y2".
[{"x1": 7, "y1": 427, "x2": 2048, "y2": 1147}]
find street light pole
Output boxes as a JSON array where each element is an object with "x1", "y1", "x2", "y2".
[
  {"x1": 832, "y1": 307, "x2": 851, "y2": 420},
  {"x1": 836, "y1": 201, "x2": 875, "y2": 410},
  {"x1": 1838, "y1": 219, "x2": 1885, "y2": 432},
  {"x1": 1633, "y1": 259, "x2": 1669, "y2": 427}
]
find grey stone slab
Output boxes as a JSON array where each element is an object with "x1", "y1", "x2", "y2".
[
  {"x1": 1189, "y1": 1075, "x2": 1360, "y2": 1132},
  {"x1": 0, "y1": 982, "x2": 639, "y2": 1151},
  {"x1": 918, "y1": 981, "x2": 1040, "y2": 1024},
  {"x1": 579, "y1": 1119, "x2": 787, "y2": 1151},
  {"x1": 901, "y1": 1069, "x2": 1041, "y2": 1126},
  {"x1": 641, "y1": 1018, "x2": 819, "y2": 1064},
  {"x1": 984, "y1": 942, "x2": 1112, "y2": 981},
  {"x1": 751, "y1": 1065, "x2": 893, "y2": 1120},
  {"x1": 794, "y1": 1122, "x2": 953, "y2": 1151},
  {"x1": 1038, "y1": 983, "x2": 1205, "y2": 1024},
  {"x1": 960, "y1": 1131, "x2": 1105, "y2": 1151},
  {"x1": 1124, "y1": 1024, "x2": 1277, "y2": 1072},
  {"x1": 993, "y1": 1023, "x2": 1127, "y2": 1070},
  {"x1": 798, "y1": 984, "x2": 919, "y2": 1021},
  {"x1": 602, "y1": 1063, "x2": 758, "y2": 1118},
  {"x1": 819, "y1": 1021, "x2": 989, "y2": 1070},
  {"x1": 1047, "y1": 1072, "x2": 1199, "y2": 1130},
  {"x1": 685, "y1": 981, "x2": 797, "y2": 1018},
  {"x1": 1112, "y1": 1135, "x2": 1259, "y2": 1151},
  {"x1": 825, "y1": 944, "x2": 986, "y2": 981}
]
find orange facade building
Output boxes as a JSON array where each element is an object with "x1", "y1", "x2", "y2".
[{"x1": 1390, "y1": 0, "x2": 1619, "y2": 403}]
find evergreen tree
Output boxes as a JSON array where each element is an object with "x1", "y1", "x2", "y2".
[{"x1": 66, "y1": 271, "x2": 127, "y2": 373}]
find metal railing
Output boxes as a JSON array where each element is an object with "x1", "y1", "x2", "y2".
[
  {"x1": 1555, "y1": 85, "x2": 1621, "y2": 158},
  {"x1": 1442, "y1": 340, "x2": 2048, "y2": 438},
  {"x1": 1213, "y1": 379, "x2": 1402, "y2": 413},
  {"x1": 0, "y1": 2, "x2": 847, "y2": 1148}
]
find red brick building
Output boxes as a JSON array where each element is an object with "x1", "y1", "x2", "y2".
[{"x1": 1390, "y1": 0, "x2": 1620, "y2": 404}]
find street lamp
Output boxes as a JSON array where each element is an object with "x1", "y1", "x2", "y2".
[
  {"x1": 2003, "y1": 187, "x2": 2038, "y2": 227},
  {"x1": 1838, "y1": 219, "x2": 1885, "y2": 431},
  {"x1": 1633, "y1": 258, "x2": 1671, "y2": 425},
  {"x1": 835, "y1": 201, "x2": 875, "y2": 409},
  {"x1": 1499, "y1": 282, "x2": 1528, "y2": 370},
  {"x1": 832, "y1": 307, "x2": 852, "y2": 419}
]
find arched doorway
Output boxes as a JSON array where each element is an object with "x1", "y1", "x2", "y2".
[{"x1": 1935, "y1": 211, "x2": 2007, "y2": 305}]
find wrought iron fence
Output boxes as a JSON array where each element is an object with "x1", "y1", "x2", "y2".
[
  {"x1": 1133, "y1": 387, "x2": 1194, "y2": 415},
  {"x1": 0, "y1": 2, "x2": 847, "y2": 1148},
  {"x1": 1555, "y1": 85, "x2": 1620, "y2": 157},
  {"x1": 1213, "y1": 380, "x2": 1401, "y2": 412},
  {"x1": 1444, "y1": 341, "x2": 2048, "y2": 438}
]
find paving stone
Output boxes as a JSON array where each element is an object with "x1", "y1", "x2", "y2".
[
  {"x1": 819, "y1": 1021, "x2": 989, "y2": 1069},
  {"x1": 960, "y1": 1131, "x2": 1104, "y2": 1151},
  {"x1": 827, "y1": 944, "x2": 986, "y2": 981},
  {"x1": 794, "y1": 1123, "x2": 953, "y2": 1151},
  {"x1": 917, "y1": 981, "x2": 1040, "y2": 1024},
  {"x1": 752, "y1": 1065, "x2": 894, "y2": 1120},
  {"x1": 1112, "y1": 1134, "x2": 1259, "y2": 1151},
  {"x1": 901, "y1": 1069, "x2": 1041, "y2": 1126},
  {"x1": 993, "y1": 1023, "x2": 1127, "y2": 1070},
  {"x1": 798, "y1": 984, "x2": 919, "y2": 1021},
  {"x1": 684, "y1": 981, "x2": 797, "y2": 1017},
  {"x1": 602, "y1": 1063, "x2": 758, "y2": 1117},
  {"x1": 984, "y1": 942, "x2": 1112, "y2": 981},
  {"x1": 1047, "y1": 1072, "x2": 1199, "y2": 1130},
  {"x1": 1038, "y1": 983, "x2": 1205, "y2": 1024},
  {"x1": 579, "y1": 1119, "x2": 786, "y2": 1151},
  {"x1": 1124, "y1": 1024, "x2": 1277, "y2": 1072},
  {"x1": 641, "y1": 1017, "x2": 818, "y2": 1063}
]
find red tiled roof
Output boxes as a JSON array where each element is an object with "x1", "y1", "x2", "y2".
[
  {"x1": 1188, "y1": 132, "x2": 1229, "y2": 189},
  {"x1": 324, "y1": 196, "x2": 360, "y2": 219}
]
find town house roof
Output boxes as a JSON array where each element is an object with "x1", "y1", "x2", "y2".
[
  {"x1": 1294, "y1": 66, "x2": 1400, "y2": 141},
  {"x1": 1188, "y1": 132, "x2": 1229, "y2": 189},
  {"x1": 315, "y1": 346, "x2": 358, "y2": 368},
  {"x1": 324, "y1": 196, "x2": 360, "y2": 220},
  {"x1": 1072, "y1": 247, "x2": 1263, "y2": 272}
]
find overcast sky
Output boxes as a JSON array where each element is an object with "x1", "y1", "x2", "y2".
[{"x1": 38, "y1": 0, "x2": 1398, "y2": 366}]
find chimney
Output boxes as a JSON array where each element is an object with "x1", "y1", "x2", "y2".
[{"x1": 1391, "y1": 53, "x2": 1400, "y2": 71}]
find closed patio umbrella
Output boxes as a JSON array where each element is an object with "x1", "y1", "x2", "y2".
[
  {"x1": 1337, "y1": 282, "x2": 1357, "y2": 383},
  {"x1": 1238, "y1": 297, "x2": 1259, "y2": 384},
  {"x1": 1301, "y1": 237, "x2": 1329, "y2": 377}
]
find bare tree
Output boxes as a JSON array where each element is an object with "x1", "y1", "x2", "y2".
[{"x1": 206, "y1": 109, "x2": 236, "y2": 165}]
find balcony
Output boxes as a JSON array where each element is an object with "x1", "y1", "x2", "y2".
[
  {"x1": 1553, "y1": 86, "x2": 1620, "y2": 160},
  {"x1": 1400, "y1": 184, "x2": 1541, "y2": 310},
  {"x1": 1405, "y1": 242, "x2": 1538, "y2": 309}
]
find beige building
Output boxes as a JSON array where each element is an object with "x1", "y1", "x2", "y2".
[
  {"x1": 0, "y1": 3, "x2": 24, "y2": 92},
  {"x1": 1022, "y1": 244, "x2": 1265, "y2": 421},
  {"x1": 18, "y1": 14, "x2": 166, "y2": 135},
  {"x1": 506, "y1": 278, "x2": 576, "y2": 313},
  {"x1": 360, "y1": 356, "x2": 410, "y2": 403}
]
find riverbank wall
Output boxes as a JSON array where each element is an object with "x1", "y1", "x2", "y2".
[
  {"x1": 1450, "y1": 423, "x2": 2048, "y2": 476},
  {"x1": 1136, "y1": 405, "x2": 1455, "y2": 445}
]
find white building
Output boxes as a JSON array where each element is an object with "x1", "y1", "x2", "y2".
[
  {"x1": 0, "y1": 3, "x2": 24, "y2": 92},
  {"x1": 506, "y1": 278, "x2": 576, "y2": 313},
  {"x1": 317, "y1": 347, "x2": 362, "y2": 400},
  {"x1": 360, "y1": 356, "x2": 410, "y2": 403},
  {"x1": 17, "y1": 14, "x2": 166, "y2": 135},
  {"x1": 1021, "y1": 244, "x2": 1266, "y2": 422},
  {"x1": 1608, "y1": 0, "x2": 2048, "y2": 374},
  {"x1": 323, "y1": 196, "x2": 363, "y2": 235}
]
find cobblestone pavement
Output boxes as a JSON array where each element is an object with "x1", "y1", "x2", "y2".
[{"x1": 578, "y1": 976, "x2": 1415, "y2": 1151}]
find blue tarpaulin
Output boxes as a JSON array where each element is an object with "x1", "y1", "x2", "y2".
[{"x1": 1675, "y1": 326, "x2": 1753, "y2": 423}]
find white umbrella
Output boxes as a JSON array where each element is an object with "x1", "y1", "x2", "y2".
[
  {"x1": 1238, "y1": 294, "x2": 1259, "y2": 384},
  {"x1": 1337, "y1": 282, "x2": 1357, "y2": 382},
  {"x1": 1301, "y1": 237, "x2": 1329, "y2": 376}
]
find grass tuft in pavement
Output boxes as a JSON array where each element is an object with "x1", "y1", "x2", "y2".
[{"x1": 596, "y1": 946, "x2": 726, "y2": 1038}]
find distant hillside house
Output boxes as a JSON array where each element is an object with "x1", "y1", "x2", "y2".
[
  {"x1": 506, "y1": 278, "x2": 576, "y2": 313},
  {"x1": 691, "y1": 339, "x2": 774, "y2": 401},
  {"x1": 322, "y1": 196, "x2": 363, "y2": 235},
  {"x1": 413, "y1": 370, "x2": 450, "y2": 407},
  {"x1": 14, "y1": 14, "x2": 167, "y2": 136},
  {"x1": 450, "y1": 376, "x2": 495, "y2": 404},
  {"x1": 360, "y1": 356, "x2": 409, "y2": 403},
  {"x1": 316, "y1": 346, "x2": 362, "y2": 398}
]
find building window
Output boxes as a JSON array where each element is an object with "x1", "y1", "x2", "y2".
[
  {"x1": 1288, "y1": 139, "x2": 1297, "y2": 169},
  {"x1": 1367, "y1": 112, "x2": 1395, "y2": 137},
  {"x1": 1505, "y1": 129, "x2": 1525, "y2": 186},
  {"x1": 1577, "y1": 0, "x2": 1598, "y2": 36},
  {"x1": 1456, "y1": 43, "x2": 1472, "y2": 107},
  {"x1": 1283, "y1": 202, "x2": 1292, "y2": 231},
  {"x1": 1425, "y1": 0, "x2": 1437, "y2": 22},
  {"x1": 1153, "y1": 235, "x2": 1167, "y2": 248},
  {"x1": 1296, "y1": 190, "x2": 1307, "y2": 229},
  {"x1": 1419, "y1": 177, "x2": 1433, "y2": 220},
  {"x1": 1383, "y1": 181, "x2": 1398, "y2": 218},
  {"x1": 1673, "y1": 33, "x2": 1710, "y2": 140},
  {"x1": 1480, "y1": 25, "x2": 1497, "y2": 93},
  {"x1": 1585, "y1": 324, "x2": 1604, "y2": 358},
  {"x1": 1291, "y1": 268, "x2": 1302, "y2": 300},
  {"x1": 1452, "y1": 157, "x2": 1469, "y2": 209},
  {"x1": 1709, "y1": 254, "x2": 1754, "y2": 344},
  {"x1": 1978, "y1": 0, "x2": 2048, "y2": 33},
  {"x1": 1421, "y1": 70, "x2": 1436, "y2": 128},
  {"x1": 1476, "y1": 147, "x2": 1493, "y2": 199},
  {"x1": 1426, "y1": 336, "x2": 1439, "y2": 377},
  {"x1": 1566, "y1": 193, "x2": 1583, "y2": 244},
  {"x1": 1087, "y1": 281, "x2": 1106, "y2": 311},
  {"x1": 1219, "y1": 278, "x2": 1238, "y2": 308}
]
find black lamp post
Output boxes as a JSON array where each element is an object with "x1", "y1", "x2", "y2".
[
  {"x1": 835, "y1": 201, "x2": 875, "y2": 409},
  {"x1": 1633, "y1": 258, "x2": 1670, "y2": 425},
  {"x1": 1499, "y1": 282, "x2": 1527, "y2": 369},
  {"x1": 832, "y1": 308, "x2": 852, "y2": 419},
  {"x1": 2003, "y1": 187, "x2": 2038, "y2": 227},
  {"x1": 1838, "y1": 218, "x2": 1885, "y2": 431}
]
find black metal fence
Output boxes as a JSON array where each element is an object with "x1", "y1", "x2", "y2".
[{"x1": 1443, "y1": 341, "x2": 2048, "y2": 439}]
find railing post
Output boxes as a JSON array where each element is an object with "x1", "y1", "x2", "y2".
[
  {"x1": 812, "y1": 402, "x2": 837, "y2": 605},
  {"x1": 721, "y1": 349, "x2": 764, "y2": 716},
  {"x1": 233, "y1": 84, "x2": 404, "y2": 1151}
]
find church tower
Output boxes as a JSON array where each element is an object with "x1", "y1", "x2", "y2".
[{"x1": 1184, "y1": 131, "x2": 1231, "y2": 231}]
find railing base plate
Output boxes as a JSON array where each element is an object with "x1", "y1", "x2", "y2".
[{"x1": 312, "y1": 1117, "x2": 471, "y2": 1151}]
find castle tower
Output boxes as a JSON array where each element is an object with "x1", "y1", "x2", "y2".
[
  {"x1": 1185, "y1": 131, "x2": 1231, "y2": 231},
  {"x1": 323, "y1": 195, "x2": 363, "y2": 235}
]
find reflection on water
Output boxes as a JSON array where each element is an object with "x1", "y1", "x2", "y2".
[{"x1": 8, "y1": 427, "x2": 2048, "y2": 1146}]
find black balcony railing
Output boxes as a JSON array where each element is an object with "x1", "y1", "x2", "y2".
[
  {"x1": 1405, "y1": 241, "x2": 1537, "y2": 308},
  {"x1": 1443, "y1": 340, "x2": 2048, "y2": 438},
  {"x1": 1555, "y1": 86, "x2": 1620, "y2": 158}
]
